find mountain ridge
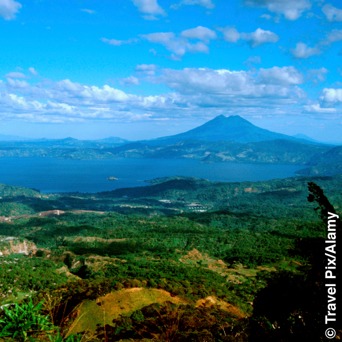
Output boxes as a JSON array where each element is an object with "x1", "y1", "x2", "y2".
[
  {"x1": 149, "y1": 115, "x2": 323, "y2": 145},
  {"x1": 0, "y1": 115, "x2": 337, "y2": 146},
  {"x1": 0, "y1": 115, "x2": 339, "y2": 171}
]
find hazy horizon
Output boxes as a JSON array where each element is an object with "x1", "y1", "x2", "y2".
[{"x1": 0, "y1": 114, "x2": 341, "y2": 144}]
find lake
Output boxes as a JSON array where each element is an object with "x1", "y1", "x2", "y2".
[{"x1": 0, "y1": 157, "x2": 302, "y2": 193}]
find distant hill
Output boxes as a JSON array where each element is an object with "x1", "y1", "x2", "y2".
[
  {"x1": 292, "y1": 134, "x2": 320, "y2": 144},
  {"x1": 104, "y1": 116, "x2": 331, "y2": 165},
  {"x1": 96, "y1": 137, "x2": 129, "y2": 144},
  {"x1": 297, "y1": 145, "x2": 342, "y2": 176},
  {"x1": 0, "y1": 115, "x2": 339, "y2": 175},
  {"x1": 152, "y1": 115, "x2": 304, "y2": 144},
  {"x1": 0, "y1": 183, "x2": 40, "y2": 197}
]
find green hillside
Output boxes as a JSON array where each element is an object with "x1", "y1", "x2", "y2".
[{"x1": 0, "y1": 175, "x2": 341, "y2": 340}]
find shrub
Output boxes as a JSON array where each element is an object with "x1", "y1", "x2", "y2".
[{"x1": 0, "y1": 299, "x2": 53, "y2": 341}]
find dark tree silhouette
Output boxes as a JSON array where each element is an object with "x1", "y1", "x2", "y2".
[
  {"x1": 307, "y1": 181, "x2": 340, "y2": 228},
  {"x1": 249, "y1": 181, "x2": 341, "y2": 341}
]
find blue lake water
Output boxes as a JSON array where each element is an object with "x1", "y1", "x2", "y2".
[{"x1": 0, "y1": 157, "x2": 302, "y2": 193}]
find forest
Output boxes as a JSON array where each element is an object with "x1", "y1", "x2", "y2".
[{"x1": 0, "y1": 175, "x2": 341, "y2": 341}]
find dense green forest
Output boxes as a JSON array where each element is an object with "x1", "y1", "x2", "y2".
[{"x1": 0, "y1": 175, "x2": 341, "y2": 341}]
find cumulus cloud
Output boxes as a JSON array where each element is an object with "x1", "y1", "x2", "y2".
[
  {"x1": 241, "y1": 28, "x2": 279, "y2": 47},
  {"x1": 159, "y1": 67, "x2": 303, "y2": 101},
  {"x1": 221, "y1": 27, "x2": 278, "y2": 47},
  {"x1": 132, "y1": 0, "x2": 165, "y2": 19},
  {"x1": 322, "y1": 4, "x2": 342, "y2": 22},
  {"x1": 258, "y1": 66, "x2": 303, "y2": 85},
  {"x1": 56, "y1": 79, "x2": 130, "y2": 103},
  {"x1": 142, "y1": 26, "x2": 216, "y2": 57},
  {"x1": 46, "y1": 101, "x2": 76, "y2": 115},
  {"x1": 4, "y1": 93, "x2": 43, "y2": 111},
  {"x1": 304, "y1": 103, "x2": 336, "y2": 113},
  {"x1": 291, "y1": 30, "x2": 342, "y2": 59},
  {"x1": 181, "y1": 26, "x2": 217, "y2": 42},
  {"x1": 0, "y1": 77, "x2": 139, "y2": 122},
  {"x1": 0, "y1": 0, "x2": 21, "y2": 20},
  {"x1": 244, "y1": 0, "x2": 311, "y2": 20},
  {"x1": 291, "y1": 42, "x2": 320, "y2": 58},
  {"x1": 142, "y1": 32, "x2": 186, "y2": 56},
  {"x1": 321, "y1": 88, "x2": 342, "y2": 103},
  {"x1": 0, "y1": 66, "x2": 310, "y2": 124}
]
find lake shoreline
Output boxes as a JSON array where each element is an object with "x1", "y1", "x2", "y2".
[{"x1": 0, "y1": 157, "x2": 303, "y2": 194}]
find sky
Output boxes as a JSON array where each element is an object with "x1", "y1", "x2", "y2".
[{"x1": 0, "y1": 0, "x2": 341, "y2": 142}]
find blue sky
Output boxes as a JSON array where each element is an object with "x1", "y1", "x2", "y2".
[{"x1": 0, "y1": 0, "x2": 341, "y2": 142}]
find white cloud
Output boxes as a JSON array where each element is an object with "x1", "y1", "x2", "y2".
[
  {"x1": 325, "y1": 29, "x2": 342, "y2": 44},
  {"x1": 101, "y1": 38, "x2": 124, "y2": 46},
  {"x1": 321, "y1": 88, "x2": 342, "y2": 103},
  {"x1": 291, "y1": 42, "x2": 320, "y2": 58},
  {"x1": 181, "y1": 26, "x2": 217, "y2": 42},
  {"x1": 56, "y1": 79, "x2": 83, "y2": 93},
  {"x1": 56, "y1": 79, "x2": 130, "y2": 103},
  {"x1": 28, "y1": 67, "x2": 38, "y2": 76},
  {"x1": 306, "y1": 68, "x2": 328, "y2": 83},
  {"x1": 0, "y1": 0, "x2": 21, "y2": 20},
  {"x1": 121, "y1": 76, "x2": 140, "y2": 86},
  {"x1": 292, "y1": 30, "x2": 342, "y2": 60},
  {"x1": 244, "y1": 0, "x2": 311, "y2": 20},
  {"x1": 135, "y1": 64, "x2": 157, "y2": 76},
  {"x1": 81, "y1": 8, "x2": 96, "y2": 15},
  {"x1": 258, "y1": 66, "x2": 303, "y2": 85},
  {"x1": 260, "y1": 13, "x2": 272, "y2": 20},
  {"x1": 221, "y1": 27, "x2": 278, "y2": 47},
  {"x1": 220, "y1": 27, "x2": 240, "y2": 43},
  {"x1": 5, "y1": 71, "x2": 26, "y2": 78},
  {"x1": 132, "y1": 0, "x2": 165, "y2": 19},
  {"x1": 160, "y1": 67, "x2": 303, "y2": 101},
  {"x1": 142, "y1": 32, "x2": 185, "y2": 55},
  {"x1": 174, "y1": 0, "x2": 215, "y2": 9},
  {"x1": 304, "y1": 103, "x2": 336, "y2": 113},
  {"x1": 46, "y1": 101, "x2": 76, "y2": 114},
  {"x1": 6, "y1": 77, "x2": 29, "y2": 89},
  {"x1": 0, "y1": 68, "x2": 312, "y2": 124},
  {"x1": 101, "y1": 37, "x2": 137, "y2": 46},
  {"x1": 322, "y1": 4, "x2": 342, "y2": 22},
  {"x1": 142, "y1": 28, "x2": 214, "y2": 57},
  {"x1": 3, "y1": 93, "x2": 43, "y2": 112},
  {"x1": 241, "y1": 28, "x2": 279, "y2": 47}
]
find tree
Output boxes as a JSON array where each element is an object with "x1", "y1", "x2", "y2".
[
  {"x1": 249, "y1": 181, "x2": 341, "y2": 341},
  {"x1": 307, "y1": 181, "x2": 340, "y2": 229}
]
